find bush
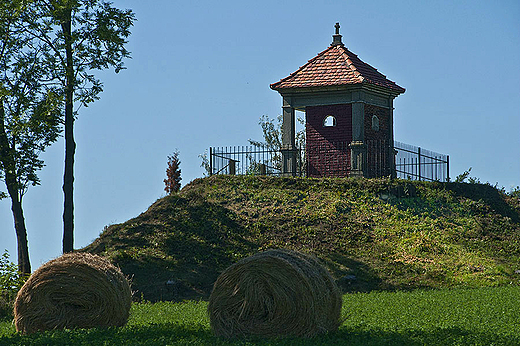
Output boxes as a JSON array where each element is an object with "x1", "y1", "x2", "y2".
[{"x1": 0, "y1": 250, "x2": 27, "y2": 319}]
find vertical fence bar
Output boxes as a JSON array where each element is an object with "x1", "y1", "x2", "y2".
[
  {"x1": 446, "y1": 155, "x2": 450, "y2": 182},
  {"x1": 417, "y1": 147, "x2": 421, "y2": 181},
  {"x1": 209, "y1": 147, "x2": 213, "y2": 176}
]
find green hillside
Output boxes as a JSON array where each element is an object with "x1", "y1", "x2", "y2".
[{"x1": 82, "y1": 176, "x2": 520, "y2": 302}]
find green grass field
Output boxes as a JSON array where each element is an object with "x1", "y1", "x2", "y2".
[{"x1": 1, "y1": 286, "x2": 518, "y2": 346}]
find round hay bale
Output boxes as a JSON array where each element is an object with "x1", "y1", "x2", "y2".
[
  {"x1": 208, "y1": 249, "x2": 342, "y2": 338},
  {"x1": 14, "y1": 252, "x2": 132, "y2": 334}
]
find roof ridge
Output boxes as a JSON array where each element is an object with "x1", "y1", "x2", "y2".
[
  {"x1": 337, "y1": 46, "x2": 364, "y2": 83},
  {"x1": 345, "y1": 47, "x2": 384, "y2": 77},
  {"x1": 343, "y1": 46, "x2": 391, "y2": 82}
]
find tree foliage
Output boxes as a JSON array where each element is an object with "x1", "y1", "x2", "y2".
[
  {"x1": 247, "y1": 115, "x2": 306, "y2": 174},
  {"x1": 199, "y1": 150, "x2": 211, "y2": 177},
  {"x1": 1, "y1": 0, "x2": 63, "y2": 274},
  {"x1": 164, "y1": 151, "x2": 181, "y2": 194},
  {"x1": 0, "y1": 0, "x2": 62, "y2": 197},
  {"x1": 249, "y1": 114, "x2": 306, "y2": 150},
  {"x1": 22, "y1": 0, "x2": 135, "y2": 253},
  {"x1": 0, "y1": 249, "x2": 28, "y2": 318},
  {"x1": 32, "y1": 0, "x2": 135, "y2": 108}
]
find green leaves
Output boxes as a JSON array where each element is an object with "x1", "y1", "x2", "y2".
[
  {"x1": 0, "y1": 0, "x2": 66, "y2": 196},
  {"x1": 0, "y1": 250, "x2": 28, "y2": 319}
]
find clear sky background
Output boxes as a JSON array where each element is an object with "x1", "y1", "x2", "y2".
[{"x1": 2, "y1": 0, "x2": 519, "y2": 270}]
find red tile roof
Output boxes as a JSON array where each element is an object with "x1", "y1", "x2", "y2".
[{"x1": 270, "y1": 45, "x2": 405, "y2": 94}]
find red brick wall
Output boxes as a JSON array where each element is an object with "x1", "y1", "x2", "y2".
[
  {"x1": 305, "y1": 104, "x2": 352, "y2": 177},
  {"x1": 364, "y1": 105, "x2": 391, "y2": 177},
  {"x1": 364, "y1": 104, "x2": 390, "y2": 142}
]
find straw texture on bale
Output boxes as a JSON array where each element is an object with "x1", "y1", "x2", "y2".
[
  {"x1": 14, "y1": 252, "x2": 132, "y2": 334},
  {"x1": 208, "y1": 249, "x2": 342, "y2": 338}
]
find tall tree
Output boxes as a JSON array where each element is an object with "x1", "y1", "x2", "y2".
[
  {"x1": 0, "y1": 0, "x2": 62, "y2": 274},
  {"x1": 30, "y1": 0, "x2": 134, "y2": 253}
]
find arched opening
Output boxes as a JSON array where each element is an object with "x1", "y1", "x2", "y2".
[
  {"x1": 372, "y1": 115, "x2": 380, "y2": 132},
  {"x1": 323, "y1": 115, "x2": 336, "y2": 127}
]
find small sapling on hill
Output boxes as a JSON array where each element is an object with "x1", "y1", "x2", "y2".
[{"x1": 164, "y1": 150, "x2": 181, "y2": 194}]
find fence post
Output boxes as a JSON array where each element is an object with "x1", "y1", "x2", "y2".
[
  {"x1": 281, "y1": 148, "x2": 297, "y2": 177},
  {"x1": 209, "y1": 147, "x2": 213, "y2": 176},
  {"x1": 446, "y1": 155, "x2": 450, "y2": 182},
  {"x1": 390, "y1": 141, "x2": 396, "y2": 180},
  {"x1": 228, "y1": 159, "x2": 236, "y2": 175},
  {"x1": 417, "y1": 147, "x2": 421, "y2": 181},
  {"x1": 259, "y1": 163, "x2": 266, "y2": 175}
]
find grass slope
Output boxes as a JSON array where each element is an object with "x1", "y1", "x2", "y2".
[{"x1": 82, "y1": 176, "x2": 520, "y2": 301}]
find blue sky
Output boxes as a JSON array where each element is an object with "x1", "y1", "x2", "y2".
[{"x1": 2, "y1": 0, "x2": 519, "y2": 269}]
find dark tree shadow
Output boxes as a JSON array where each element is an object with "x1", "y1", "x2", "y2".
[
  {"x1": 84, "y1": 195, "x2": 258, "y2": 302},
  {"x1": 447, "y1": 182, "x2": 520, "y2": 222},
  {"x1": 323, "y1": 252, "x2": 392, "y2": 293}
]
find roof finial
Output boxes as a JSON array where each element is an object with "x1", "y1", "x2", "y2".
[{"x1": 331, "y1": 22, "x2": 344, "y2": 47}]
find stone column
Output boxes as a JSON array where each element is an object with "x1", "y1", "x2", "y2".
[
  {"x1": 388, "y1": 97, "x2": 397, "y2": 178},
  {"x1": 281, "y1": 97, "x2": 296, "y2": 176},
  {"x1": 351, "y1": 101, "x2": 365, "y2": 142}
]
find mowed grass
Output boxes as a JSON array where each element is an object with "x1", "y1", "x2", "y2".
[{"x1": 0, "y1": 286, "x2": 518, "y2": 346}]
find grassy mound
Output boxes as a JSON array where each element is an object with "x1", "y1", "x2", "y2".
[{"x1": 82, "y1": 176, "x2": 520, "y2": 301}]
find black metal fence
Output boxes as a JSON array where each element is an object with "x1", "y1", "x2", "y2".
[
  {"x1": 208, "y1": 140, "x2": 449, "y2": 182},
  {"x1": 394, "y1": 141, "x2": 449, "y2": 182},
  {"x1": 208, "y1": 145, "x2": 303, "y2": 176}
]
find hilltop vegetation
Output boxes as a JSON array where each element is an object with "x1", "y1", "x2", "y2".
[{"x1": 82, "y1": 176, "x2": 520, "y2": 301}]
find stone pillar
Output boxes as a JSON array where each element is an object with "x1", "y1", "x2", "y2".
[
  {"x1": 351, "y1": 101, "x2": 365, "y2": 142},
  {"x1": 349, "y1": 141, "x2": 367, "y2": 177},
  {"x1": 388, "y1": 97, "x2": 397, "y2": 178},
  {"x1": 281, "y1": 97, "x2": 296, "y2": 176}
]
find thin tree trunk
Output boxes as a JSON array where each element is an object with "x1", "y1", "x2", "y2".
[
  {"x1": 10, "y1": 193, "x2": 31, "y2": 275},
  {"x1": 0, "y1": 101, "x2": 31, "y2": 274},
  {"x1": 61, "y1": 11, "x2": 75, "y2": 253}
]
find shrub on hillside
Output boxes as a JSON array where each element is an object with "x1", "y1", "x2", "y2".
[
  {"x1": 164, "y1": 150, "x2": 181, "y2": 194},
  {"x1": 0, "y1": 250, "x2": 27, "y2": 319}
]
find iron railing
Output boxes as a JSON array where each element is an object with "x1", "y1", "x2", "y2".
[
  {"x1": 208, "y1": 145, "x2": 304, "y2": 177},
  {"x1": 394, "y1": 141, "x2": 449, "y2": 182},
  {"x1": 208, "y1": 140, "x2": 449, "y2": 182}
]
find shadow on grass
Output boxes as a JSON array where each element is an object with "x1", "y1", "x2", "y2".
[
  {"x1": 1, "y1": 323, "x2": 518, "y2": 346},
  {"x1": 447, "y1": 182, "x2": 520, "y2": 222},
  {"x1": 85, "y1": 195, "x2": 259, "y2": 302},
  {"x1": 324, "y1": 252, "x2": 391, "y2": 293}
]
